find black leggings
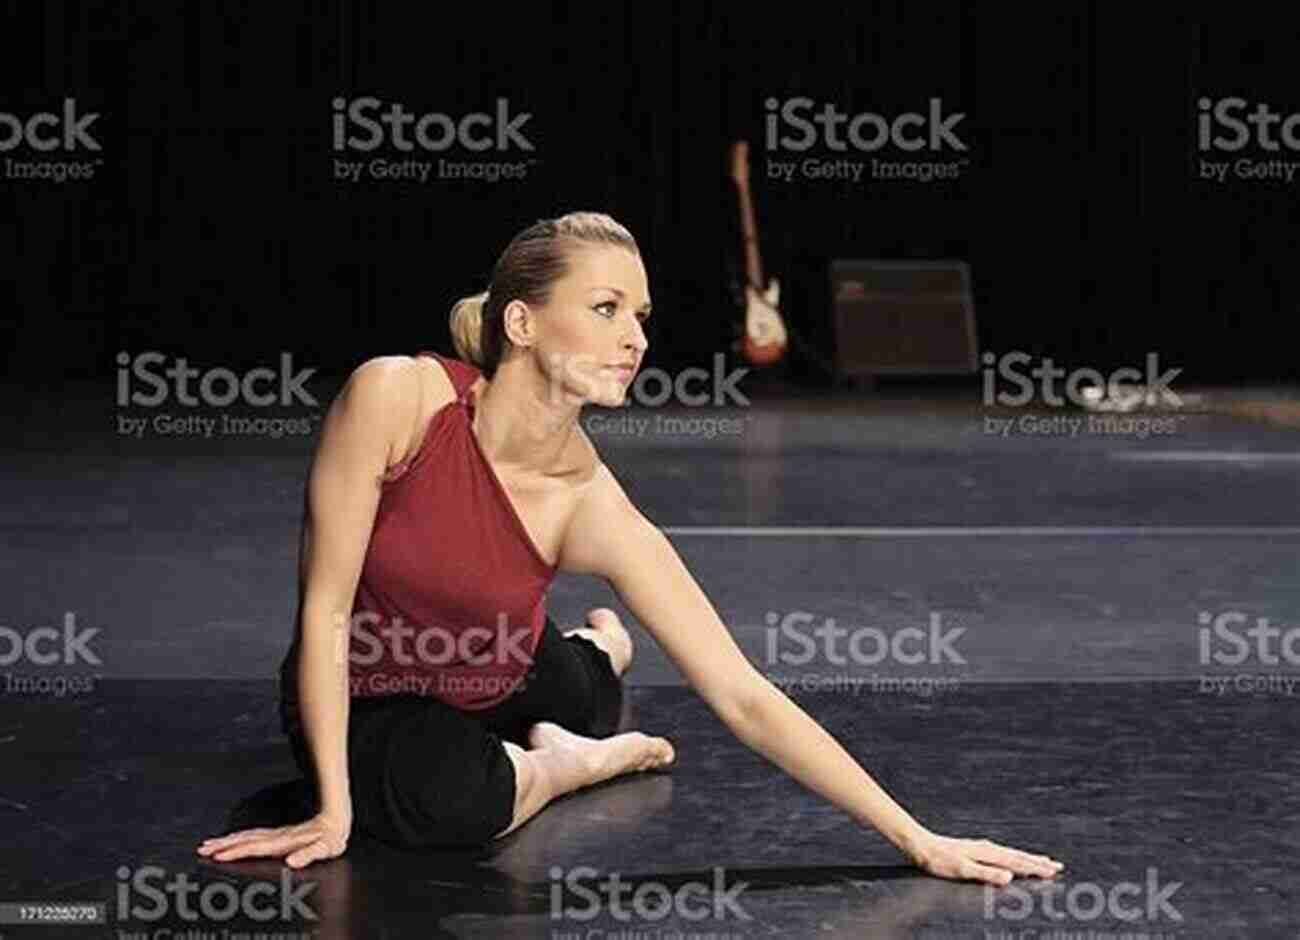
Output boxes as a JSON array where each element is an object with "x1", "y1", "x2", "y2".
[{"x1": 288, "y1": 615, "x2": 624, "y2": 849}]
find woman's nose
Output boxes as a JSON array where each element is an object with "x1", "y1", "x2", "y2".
[{"x1": 626, "y1": 318, "x2": 649, "y2": 352}]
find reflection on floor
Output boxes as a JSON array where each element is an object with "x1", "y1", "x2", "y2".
[{"x1": 4, "y1": 391, "x2": 1298, "y2": 937}]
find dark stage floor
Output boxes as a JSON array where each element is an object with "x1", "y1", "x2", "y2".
[{"x1": 3, "y1": 384, "x2": 1298, "y2": 938}]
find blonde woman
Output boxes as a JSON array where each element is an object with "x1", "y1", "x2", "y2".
[{"x1": 198, "y1": 211, "x2": 1063, "y2": 886}]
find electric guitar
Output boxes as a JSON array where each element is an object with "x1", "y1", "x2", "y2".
[{"x1": 727, "y1": 140, "x2": 788, "y2": 366}]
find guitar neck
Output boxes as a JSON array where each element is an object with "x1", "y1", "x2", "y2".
[{"x1": 734, "y1": 180, "x2": 765, "y2": 288}]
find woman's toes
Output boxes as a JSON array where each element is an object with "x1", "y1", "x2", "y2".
[{"x1": 638, "y1": 735, "x2": 675, "y2": 769}]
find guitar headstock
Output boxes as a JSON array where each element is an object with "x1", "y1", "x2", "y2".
[{"x1": 728, "y1": 140, "x2": 750, "y2": 189}]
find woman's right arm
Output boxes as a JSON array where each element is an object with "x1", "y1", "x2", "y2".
[{"x1": 198, "y1": 357, "x2": 423, "y2": 867}]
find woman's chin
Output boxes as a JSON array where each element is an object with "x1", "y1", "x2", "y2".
[
  {"x1": 579, "y1": 376, "x2": 630, "y2": 408},
  {"x1": 592, "y1": 388, "x2": 630, "y2": 409}
]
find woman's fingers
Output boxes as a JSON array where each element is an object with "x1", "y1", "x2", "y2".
[
  {"x1": 199, "y1": 826, "x2": 297, "y2": 851},
  {"x1": 199, "y1": 827, "x2": 273, "y2": 848},
  {"x1": 200, "y1": 823, "x2": 311, "y2": 852},
  {"x1": 974, "y1": 841, "x2": 1062, "y2": 877},
  {"x1": 959, "y1": 858, "x2": 1014, "y2": 886},
  {"x1": 200, "y1": 827, "x2": 314, "y2": 862},
  {"x1": 211, "y1": 831, "x2": 313, "y2": 862},
  {"x1": 914, "y1": 833, "x2": 1064, "y2": 886},
  {"x1": 286, "y1": 838, "x2": 341, "y2": 869},
  {"x1": 197, "y1": 815, "x2": 350, "y2": 869}
]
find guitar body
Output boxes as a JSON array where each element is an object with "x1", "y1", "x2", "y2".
[
  {"x1": 729, "y1": 140, "x2": 788, "y2": 367},
  {"x1": 741, "y1": 277, "x2": 787, "y2": 366}
]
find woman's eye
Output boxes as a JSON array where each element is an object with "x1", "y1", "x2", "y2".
[{"x1": 595, "y1": 301, "x2": 618, "y2": 316}]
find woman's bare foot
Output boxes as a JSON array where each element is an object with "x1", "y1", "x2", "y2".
[
  {"x1": 494, "y1": 722, "x2": 676, "y2": 839},
  {"x1": 564, "y1": 607, "x2": 633, "y2": 677},
  {"x1": 528, "y1": 720, "x2": 674, "y2": 787}
]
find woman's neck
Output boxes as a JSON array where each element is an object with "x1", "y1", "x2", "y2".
[{"x1": 470, "y1": 361, "x2": 581, "y2": 476}]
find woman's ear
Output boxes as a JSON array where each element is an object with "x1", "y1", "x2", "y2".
[{"x1": 502, "y1": 299, "x2": 536, "y2": 349}]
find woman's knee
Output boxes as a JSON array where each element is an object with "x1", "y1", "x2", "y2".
[
  {"x1": 352, "y1": 704, "x2": 519, "y2": 849},
  {"x1": 552, "y1": 633, "x2": 625, "y2": 738},
  {"x1": 566, "y1": 619, "x2": 632, "y2": 677}
]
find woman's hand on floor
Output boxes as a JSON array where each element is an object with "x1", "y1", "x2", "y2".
[
  {"x1": 902, "y1": 829, "x2": 1063, "y2": 885},
  {"x1": 197, "y1": 810, "x2": 352, "y2": 868}
]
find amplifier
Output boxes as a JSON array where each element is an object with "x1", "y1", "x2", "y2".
[{"x1": 829, "y1": 259, "x2": 978, "y2": 377}]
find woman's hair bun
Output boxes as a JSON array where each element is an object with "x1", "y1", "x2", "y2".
[{"x1": 449, "y1": 290, "x2": 489, "y2": 366}]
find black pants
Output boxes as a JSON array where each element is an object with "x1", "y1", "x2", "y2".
[{"x1": 288, "y1": 615, "x2": 624, "y2": 849}]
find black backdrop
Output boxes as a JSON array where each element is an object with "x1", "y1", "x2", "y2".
[{"x1": 3, "y1": 3, "x2": 1298, "y2": 385}]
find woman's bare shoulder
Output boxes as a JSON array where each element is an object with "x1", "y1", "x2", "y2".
[{"x1": 350, "y1": 354, "x2": 457, "y2": 474}]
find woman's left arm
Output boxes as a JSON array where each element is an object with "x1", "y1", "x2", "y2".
[{"x1": 559, "y1": 463, "x2": 1063, "y2": 885}]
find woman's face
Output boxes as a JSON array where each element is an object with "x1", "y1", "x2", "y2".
[{"x1": 530, "y1": 245, "x2": 651, "y2": 408}]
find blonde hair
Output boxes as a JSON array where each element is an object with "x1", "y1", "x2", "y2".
[
  {"x1": 448, "y1": 211, "x2": 639, "y2": 377},
  {"x1": 449, "y1": 291, "x2": 489, "y2": 366}
]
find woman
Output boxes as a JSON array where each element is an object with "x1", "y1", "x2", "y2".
[{"x1": 198, "y1": 211, "x2": 1063, "y2": 885}]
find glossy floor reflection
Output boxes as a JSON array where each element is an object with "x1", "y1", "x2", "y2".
[
  {"x1": 4, "y1": 388, "x2": 1299, "y2": 937},
  {"x1": 2, "y1": 680, "x2": 1297, "y2": 937}
]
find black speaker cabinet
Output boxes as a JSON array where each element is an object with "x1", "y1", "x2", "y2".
[{"x1": 829, "y1": 260, "x2": 978, "y2": 377}]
